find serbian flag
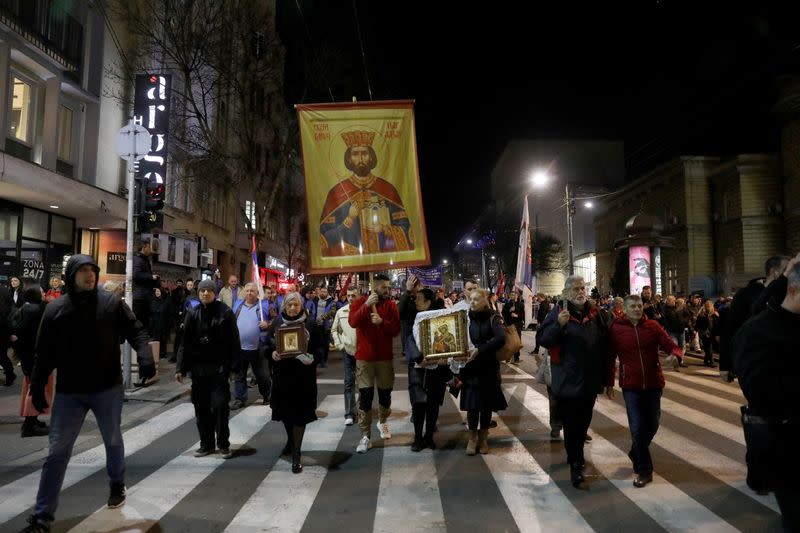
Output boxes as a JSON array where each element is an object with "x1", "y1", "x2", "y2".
[
  {"x1": 514, "y1": 196, "x2": 532, "y2": 290},
  {"x1": 497, "y1": 270, "x2": 505, "y2": 295},
  {"x1": 341, "y1": 273, "x2": 353, "y2": 294}
]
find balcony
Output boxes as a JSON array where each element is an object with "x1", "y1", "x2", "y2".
[{"x1": 0, "y1": 0, "x2": 83, "y2": 74}]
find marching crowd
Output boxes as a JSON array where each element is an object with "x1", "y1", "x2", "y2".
[{"x1": 1, "y1": 242, "x2": 798, "y2": 532}]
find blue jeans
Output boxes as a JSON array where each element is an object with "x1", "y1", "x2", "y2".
[
  {"x1": 623, "y1": 388, "x2": 662, "y2": 475},
  {"x1": 34, "y1": 385, "x2": 125, "y2": 523},
  {"x1": 668, "y1": 331, "x2": 685, "y2": 352},
  {"x1": 233, "y1": 349, "x2": 271, "y2": 402},
  {"x1": 343, "y1": 352, "x2": 356, "y2": 418}
]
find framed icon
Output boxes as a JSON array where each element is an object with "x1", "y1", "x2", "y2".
[
  {"x1": 276, "y1": 324, "x2": 308, "y2": 358},
  {"x1": 419, "y1": 310, "x2": 469, "y2": 363}
]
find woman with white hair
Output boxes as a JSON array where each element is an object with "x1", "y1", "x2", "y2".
[{"x1": 266, "y1": 291, "x2": 321, "y2": 474}]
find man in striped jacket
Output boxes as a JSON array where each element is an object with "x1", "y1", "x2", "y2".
[{"x1": 605, "y1": 294, "x2": 682, "y2": 488}]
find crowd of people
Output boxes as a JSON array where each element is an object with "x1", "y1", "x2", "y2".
[{"x1": 3, "y1": 242, "x2": 799, "y2": 532}]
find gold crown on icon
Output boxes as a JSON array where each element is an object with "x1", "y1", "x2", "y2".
[{"x1": 341, "y1": 130, "x2": 376, "y2": 147}]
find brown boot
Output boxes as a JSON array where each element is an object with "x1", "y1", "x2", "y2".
[
  {"x1": 478, "y1": 429, "x2": 489, "y2": 454},
  {"x1": 466, "y1": 430, "x2": 478, "y2": 456}
]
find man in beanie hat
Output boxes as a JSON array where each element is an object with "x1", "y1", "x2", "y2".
[
  {"x1": 176, "y1": 278, "x2": 240, "y2": 459},
  {"x1": 24, "y1": 255, "x2": 154, "y2": 531}
]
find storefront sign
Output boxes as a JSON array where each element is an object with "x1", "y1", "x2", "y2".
[
  {"x1": 653, "y1": 247, "x2": 662, "y2": 295},
  {"x1": 133, "y1": 74, "x2": 171, "y2": 196},
  {"x1": 107, "y1": 252, "x2": 126, "y2": 275}
]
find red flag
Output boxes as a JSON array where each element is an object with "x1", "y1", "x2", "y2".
[
  {"x1": 498, "y1": 270, "x2": 505, "y2": 295},
  {"x1": 341, "y1": 273, "x2": 353, "y2": 294}
]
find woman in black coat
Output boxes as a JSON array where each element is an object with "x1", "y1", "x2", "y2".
[
  {"x1": 266, "y1": 291, "x2": 320, "y2": 474},
  {"x1": 149, "y1": 288, "x2": 172, "y2": 357},
  {"x1": 400, "y1": 286, "x2": 450, "y2": 451},
  {"x1": 460, "y1": 288, "x2": 507, "y2": 456},
  {"x1": 9, "y1": 287, "x2": 47, "y2": 437},
  {"x1": 9, "y1": 276, "x2": 24, "y2": 308}
]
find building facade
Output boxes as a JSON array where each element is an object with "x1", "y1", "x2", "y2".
[{"x1": 594, "y1": 154, "x2": 791, "y2": 297}]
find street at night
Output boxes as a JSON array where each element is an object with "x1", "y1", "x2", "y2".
[
  {"x1": 1, "y1": 1, "x2": 799, "y2": 532},
  {"x1": 0, "y1": 334, "x2": 780, "y2": 532}
]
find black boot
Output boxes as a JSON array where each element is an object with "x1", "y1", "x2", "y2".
[
  {"x1": 291, "y1": 425, "x2": 305, "y2": 474},
  {"x1": 570, "y1": 463, "x2": 585, "y2": 487},
  {"x1": 21, "y1": 417, "x2": 48, "y2": 438},
  {"x1": 281, "y1": 421, "x2": 293, "y2": 456}
]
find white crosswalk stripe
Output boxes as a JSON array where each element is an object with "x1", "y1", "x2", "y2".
[
  {"x1": 224, "y1": 395, "x2": 346, "y2": 532},
  {"x1": 67, "y1": 405, "x2": 269, "y2": 533},
  {"x1": 510, "y1": 384, "x2": 739, "y2": 533},
  {"x1": 451, "y1": 385, "x2": 593, "y2": 533},
  {"x1": 0, "y1": 402, "x2": 196, "y2": 524},
  {"x1": 374, "y1": 394, "x2": 447, "y2": 532},
  {"x1": 0, "y1": 372, "x2": 783, "y2": 532}
]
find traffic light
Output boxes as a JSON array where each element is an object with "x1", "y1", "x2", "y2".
[{"x1": 144, "y1": 173, "x2": 165, "y2": 214}]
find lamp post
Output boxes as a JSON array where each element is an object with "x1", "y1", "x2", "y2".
[{"x1": 530, "y1": 171, "x2": 596, "y2": 277}]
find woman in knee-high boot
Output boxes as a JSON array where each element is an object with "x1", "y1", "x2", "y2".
[
  {"x1": 460, "y1": 289, "x2": 507, "y2": 455},
  {"x1": 266, "y1": 292, "x2": 320, "y2": 473}
]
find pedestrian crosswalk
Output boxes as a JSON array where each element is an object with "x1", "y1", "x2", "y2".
[{"x1": 0, "y1": 367, "x2": 782, "y2": 532}]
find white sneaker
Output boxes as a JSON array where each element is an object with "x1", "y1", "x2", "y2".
[
  {"x1": 356, "y1": 435, "x2": 372, "y2": 453},
  {"x1": 377, "y1": 420, "x2": 391, "y2": 439},
  {"x1": 344, "y1": 417, "x2": 354, "y2": 426}
]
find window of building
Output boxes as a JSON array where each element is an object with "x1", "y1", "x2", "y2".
[
  {"x1": 9, "y1": 76, "x2": 35, "y2": 144},
  {"x1": 57, "y1": 105, "x2": 74, "y2": 162},
  {"x1": 245, "y1": 200, "x2": 257, "y2": 231},
  {"x1": 22, "y1": 208, "x2": 48, "y2": 241},
  {"x1": 50, "y1": 215, "x2": 74, "y2": 245}
]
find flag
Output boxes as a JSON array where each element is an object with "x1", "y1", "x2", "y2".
[
  {"x1": 497, "y1": 270, "x2": 505, "y2": 295},
  {"x1": 251, "y1": 235, "x2": 265, "y2": 301},
  {"x1": 296, "y1": 101, "x2": 431, "y2": 273},
  {"x1": 514, "y1": 196, "x2": 532, "y2": 290},
  {"x1": 341, "y1": 273, "x2": 353, "y2": 294}
]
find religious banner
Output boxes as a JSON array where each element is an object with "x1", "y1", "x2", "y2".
[
  {"x1": 297, "y1": 100, "x2": 430, "y2": 274},
  {"x1": 408, "y1": 266, "x2": 443, "y2": 287}
]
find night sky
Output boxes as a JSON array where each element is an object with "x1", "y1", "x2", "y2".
[{"x1": 277, "y1": 2, "x2": 798, "y2": 263}]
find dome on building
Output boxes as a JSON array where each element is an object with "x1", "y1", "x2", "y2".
[{"x1": 625, "y1": 213, "x2": 664, "y2": 237}]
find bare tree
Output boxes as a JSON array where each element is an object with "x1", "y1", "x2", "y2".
[{"x1": 107, "y1": 0, "x2": 300, "y2": 247}]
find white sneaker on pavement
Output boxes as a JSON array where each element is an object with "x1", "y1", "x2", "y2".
[
  {"x1": 377, "y1": 420, "x2": 391, "y2": 439},
  {"x1": 356, "y1": 435, "x2": 372, "y2": 453},
  {"x1": 344, "y1": 417, "x2": 354, "y2": 426}
]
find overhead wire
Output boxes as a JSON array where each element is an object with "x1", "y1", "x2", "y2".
[{"x1": 293, "y1": 0, "x2": 336, "y2": 102}]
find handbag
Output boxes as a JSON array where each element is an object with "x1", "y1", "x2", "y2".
[
  {"x1": 495, "y1": 315, "x2": 522, "y2": 362},
  {"x1": 20, "y1": 373, "x2": 55, "y2": 417},
  {"x1": 740, "y1": 405, "x2": 784, "y2": 493}
]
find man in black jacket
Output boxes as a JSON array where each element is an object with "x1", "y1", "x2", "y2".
[
  {"x1": 502, "y1": 290, "x2": 525, "y2": 363},
  {"x1": 132, "y1": 239, "x2": 160, "y2": 337},
  {"x1": 25, "y1": 255, "x2": 154, "y2": 532},
  {"x1": 539, "y1": 276, "x2": 611, "y2": 487},
  {"x1": 176, "y1": 279, "x2": 240, "y2": 459},
  {"x1": 721, "y1": 255, "x2": 789, "y2": 381},
  {"x1": 732, "y1": 260, "x2": 800, "y2": 531}
]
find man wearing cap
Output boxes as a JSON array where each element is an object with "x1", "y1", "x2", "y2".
[
  {"x1": 25, "y1": 255, "x2": 154, "y2": 531},
  {"x1": 176, "y1": 279, "x2": 240, "y2": 459}
]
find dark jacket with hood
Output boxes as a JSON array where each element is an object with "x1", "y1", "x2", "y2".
[
  {"x1": 31, "y1": 254, "x2": 153, "y2": 394},
  {"x1": 176, "y1": 299, "x2": 239, "y2": 377}
]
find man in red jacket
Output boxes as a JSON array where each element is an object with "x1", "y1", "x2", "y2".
[
  {"x1": 605, "y1": 294, "x2": 682, "y2": 488},
  {"x1": 348, "y1": 273, "x2": 401, "y2": 453}
]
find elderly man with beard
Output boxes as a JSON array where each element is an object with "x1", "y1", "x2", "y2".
[{"x1": 539, "y1": 275, "x2": 612, "y2": 487}]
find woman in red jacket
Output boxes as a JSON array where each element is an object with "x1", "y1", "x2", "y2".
[{"x1": 605, "y1": 294, "x2": 682, "y2": 488}]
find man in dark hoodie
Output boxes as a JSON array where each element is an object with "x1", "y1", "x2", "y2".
[
  {"x1": 176, "y1": 279, "x2": 240, "y2": 459},
  {"x1": 24, "y1": 255, "x2": 154, "y2": 532}
]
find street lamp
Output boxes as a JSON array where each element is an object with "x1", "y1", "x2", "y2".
[{"x1": 532, "y1": 174, "x2": 596, "y2": 276}]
